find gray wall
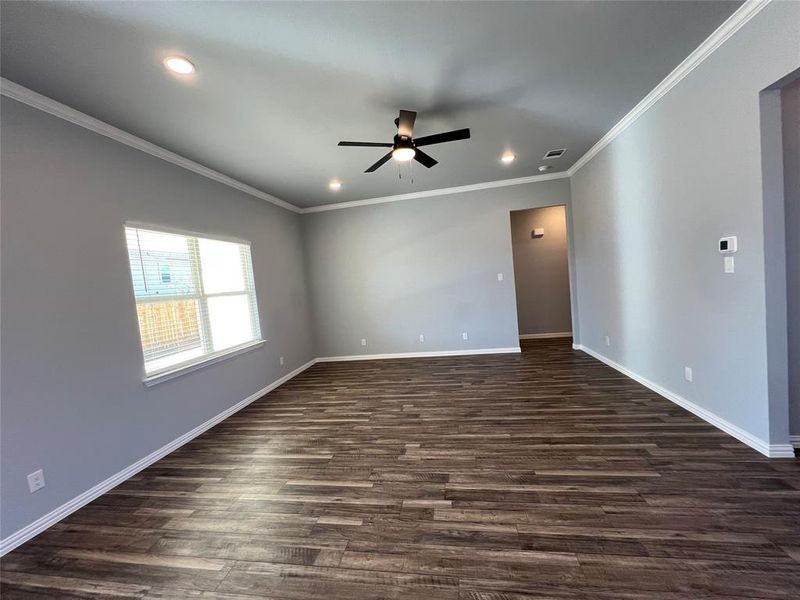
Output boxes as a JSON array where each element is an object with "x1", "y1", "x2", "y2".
[
  {"x1": 570, "y1": 1, "x2": 800, "y2": 446},
  {"x1": 2, "y1": 0, "x2": 795, "y2": 546},
  {"x1": 510, "y1": 206, "x2": 572, "y2": 336},
  {"x1": 304, "y1": 179, "x2": 573, "y2": 357},
  {"x1": 0, "y1": 97, "x2": 315, "y2": 538},
  {"x1": 784, "y1": 78, "x2": 800, "y2": 437}
]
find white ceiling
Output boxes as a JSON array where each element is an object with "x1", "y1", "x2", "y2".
[{"x1": 0, "y1": 1, "x2": 741, "y2": 208}]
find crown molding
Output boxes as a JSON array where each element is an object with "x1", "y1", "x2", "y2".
[
  {"x1": 2, "y1": 1, "x2": 772, "y2": 214},
  {"x1": 300, "y1": 171, "x2": 569, "y2": 213},
  {"x1": 0, "y1": 77, "x2": 302, "y2": 214},
  {"x1": 309, "y1": 0, "x2": 770, "y2": 214},
  {"x1": 567, "y1": 0, "x2": 772, "y2": 177}
]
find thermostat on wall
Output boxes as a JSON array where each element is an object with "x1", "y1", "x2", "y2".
[{"x1": 719, "y1": 236, "x2": 737, "y2": 253}]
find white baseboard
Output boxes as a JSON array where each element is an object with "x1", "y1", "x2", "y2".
[
  {"x1": 764, "y1": 444, "x2": 797, "y2": 458},
  {"x1": 519, "y1": 332, "x2": 572, "y2": 340},
  {"x1": 0, "y1": 347, "x2": 520, "y2": 555},
  {"x1": 316, "y1": 347, "x2": 521, "y2": 362},
  {"x1": 0, "y1": 348, "x2": 518, "y2": 554},
  {"x1": 7, "y1": 343, "x2": 789, "y2": 556},
  {"x1": 0, "y1": 358, "x2": 317, "y2": 557},
  {"x1": 573, "y1": 344, "x2": 795, "y2": 459},
  {"x1": 790, "y1": 435, "x2": 800, "y2": 450}
]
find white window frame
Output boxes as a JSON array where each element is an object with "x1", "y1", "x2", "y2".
[{"x1": 124, "y1": 223, "x2": 264, "y2": 386}]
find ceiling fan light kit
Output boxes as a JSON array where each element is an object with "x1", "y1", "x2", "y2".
[
  {"x1": 392, "y1": 138, "x2": 416, "y2": 162},
  {"x1": 338, "y1": 110, "x2": 471, "y2": 173}
]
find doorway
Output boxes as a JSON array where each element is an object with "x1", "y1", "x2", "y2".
[
  {"x1": 760, "y1": 68, "x2": 799, "y2": 453},
  {"x1": 780, "y1": 78, "x2": 799, "y2": 450},
  {"x1": 509, "y1": 205, "x2": 573, "y2": 341}
]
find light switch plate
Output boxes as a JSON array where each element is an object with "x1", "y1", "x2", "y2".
[
  {"x1": 497, "y1": 273, "x2": 504, "y2": 281},
  {"x1": 724, "y1": 256, "x2": 735, "y2": 273}
]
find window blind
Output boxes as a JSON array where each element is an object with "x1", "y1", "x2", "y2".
[{"x1": 125, "y1": 226, "x2": 262, "y2": 376}]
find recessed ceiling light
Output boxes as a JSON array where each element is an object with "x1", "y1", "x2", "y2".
[
  {"x1": 163, "y1": 56, "x2": 196, "y2": 75},
  {"x1": 328, "y1": 180, "x2": 342, "y2": 191},
  {"x1": 538, "y1": 165, "x2": 552, "y2": 172},
  {"x1": 501, "y1": 151, "x2": 516, "y2": 164}
]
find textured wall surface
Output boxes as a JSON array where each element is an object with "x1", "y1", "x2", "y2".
[
  {"x1": 304, "y1": 179, "x2": 574, "y2": 357},
  {"x1": 0, "y1": 98, "x2": 315, "y2": 538},
  {"x1": 570, "y1": 1, "x2": 799, "y2": 445}
]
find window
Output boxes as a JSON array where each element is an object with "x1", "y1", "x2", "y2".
[{"x1": 125, "y1": 226, "x2": 262, "y2": 379}]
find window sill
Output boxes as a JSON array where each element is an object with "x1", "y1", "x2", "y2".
[{"x1": 143, "y1": 340, "x2": 266, "y2": 387}]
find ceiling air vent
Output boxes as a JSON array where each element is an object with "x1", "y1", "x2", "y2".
[{"x1": 543, "y1": 148, "x2": 566, "y2": 159}]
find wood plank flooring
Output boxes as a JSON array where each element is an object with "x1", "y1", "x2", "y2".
[{"x1": 2, "y1": 339, "x2": 799, "y2": 599}]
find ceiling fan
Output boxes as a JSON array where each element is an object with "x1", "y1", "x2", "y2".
[{"x1": 338, "y1": 110, "x2": 471, "y2": 173}]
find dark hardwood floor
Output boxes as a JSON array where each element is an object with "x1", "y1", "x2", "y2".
[{"x1": 2, "y1": 339, "x2": 799, "y2": 599}]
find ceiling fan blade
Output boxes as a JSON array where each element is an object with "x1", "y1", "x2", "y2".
[
  {"x1": 413, "y1": 128, "x2": 471, "y2": 147},
  {"x1": 365, "y1": 151, "x2": 393, "y2": 173},
  {"x1": 339, "y1": 141, "x2": 393, "y2": 147},
  {"x1": 397, "y1": 110, "x2": 417, "y2": 137},
  {"x1": 413, "y1": 148, "x2": 438, "y2": 168}
]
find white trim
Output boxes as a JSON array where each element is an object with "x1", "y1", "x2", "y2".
[
  {"x1": 567, "y1": 0, "x2": 772, "y2": 177},
  {"x1": 519, "y1": 332, "x2": 572, "y2": 340},
  {"x1": 2, "y1": 341, "x2": 791, "y2": 556},
  {"x1": 766, "y1": 444, "x2": 796, "y2": 458},
  {"x1": 303, "y1": 1, "x2": 771, "y2": 211},
  {"x1": 0, "y1": 358, "x2": 317, "y2": 557},
  {"x1": 790, "y1": 435, "x2": 800, "y2": 450},
  {"x1": 0, "y1": 78, "x2": 302, "y2": 214},
  {"x1": 300, "y1": 172, "x2": 569, "y2": 214},
  {"x1": 2, "y1": 76, "x2": 565, "y2": 216},
  {"x1": 1, "y1": 2, "x2": 771, "y2": 215},
  {"x1": 124, "y1": 220, "x2": 254, "y2": 246},
  {"x1": 143, "y1": 340, "x2": 266, "y2": 387},
  {"x1": 316, "y1": 347, "x2": 521, "y2": 362},
  {"x1": 573, "y1": 343, "x2": 793, "y2": 458},
  {"x1": 0, "y1": 346, "x2": 522, "y2": 555}
]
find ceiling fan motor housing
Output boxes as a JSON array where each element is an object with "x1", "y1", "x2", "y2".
[{"x1": 393, "y1": 134, "x2": 414, "y2": 151}]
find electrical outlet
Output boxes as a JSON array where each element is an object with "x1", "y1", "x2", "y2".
[
  {"x1": 279, "y1": 356, "x2": 284, "y2": 366},
  {"x1": 497, "y1": 273, "x2": 504, "y2": 281},
  {"x1": 684, "y1": 367, "x2": 693, "y2": 382},
  {"x1": 361, "y1": 338, "x2": 367, "y2": 347},
  {"x1": 419, "y1": 334, "x2": 425, "y2": 343},
  {"x1": 27, "y1": 469, "x2": 45, "y2": 493},
  {"x1": 605, "y1": 335, "x2": 611, "y2": 347},
  {"x1": 462, "y1": 332, "x2": 469, "y2": 341}
]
